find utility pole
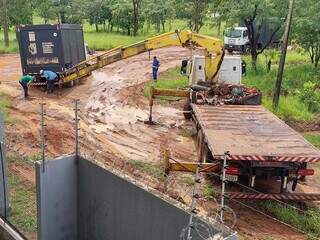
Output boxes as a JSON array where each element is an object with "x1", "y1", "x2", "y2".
[
  {"x1": 273, "y1": 0, "x2": 295, "y2": 109},
  {"x1": 2, "y1": 0, "x2": 9, "y2": 47}
]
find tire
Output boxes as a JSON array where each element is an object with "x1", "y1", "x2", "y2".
[
  {"x1": 183, "y1": 99, "x2": 192, "y2": 120},
  {"x1": 227, "y1": 49, "x2": 233, "y2": 54},
  {"x1": 66, "y1": 80, "x2": 74, "y2": 88}
]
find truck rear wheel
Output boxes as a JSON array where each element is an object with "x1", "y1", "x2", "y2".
[{"x1": 183, "y1": 99, "x2": 192, "y2": 120}]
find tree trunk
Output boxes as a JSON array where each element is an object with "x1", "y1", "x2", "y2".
[
  {"x1": 147, "y1": 21, "x2": 150, "y2": 33},
  {"x1": 60, "y1": 11, "x2": 66, "y2": 23},
  {"x1": 217, "y1": 20, "x2": 221, "y2": 36},
  {"x1": 161, "y1": 20, "x2": 165, "y2": 32},
  {"x1": 95, "y1": 23, "x2": 99, "y2": 32},
  {"x1": 251, "y1": 51, "x2": 258, "y2": 72},
  {"x1": 2, "y1": 0, "x2": 9, "y2": 47},
  {"x1": 132, "y1": 0, "x2": 141, "y2": 36},
  {"x1": 273, "y1": 0, "x2": 295, "y2": 109}
]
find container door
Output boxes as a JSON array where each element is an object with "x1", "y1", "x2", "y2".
[{"x1": 18, "y1": 26, "x2": 63, "y2": 74}]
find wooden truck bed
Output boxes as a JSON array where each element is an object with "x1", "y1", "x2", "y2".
[{"x1": 192, "y1": 104, "x2": 320, "y2": 162}]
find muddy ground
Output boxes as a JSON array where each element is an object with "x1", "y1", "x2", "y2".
[{"x1": 0, "y1": 48, "x2": 317, "y2": 239}]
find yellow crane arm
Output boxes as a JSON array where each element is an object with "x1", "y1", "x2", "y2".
[
  {"x1": 122, "y1": 30, "x2": 224, "y2": 80},
  {"x1": 61, "y1": 30, "x2": 224, "y2": 84}
]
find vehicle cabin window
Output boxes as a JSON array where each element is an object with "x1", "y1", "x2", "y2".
[{"x1": 243, "y1": 30, "x2": 248, "y2": 37}]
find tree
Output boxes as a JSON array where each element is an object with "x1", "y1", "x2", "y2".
[
  {"x1": 7, "y1": 0, "x2": 33, "y2": 26},
  {"x1": 294, "y1": 0, "x2": 320, "y2": 68},
  {"x1": 132, "y1": 0, "x2": 142, "y2": 36},
  {"x1": 112, "y1": 1, "x2": 134, "y2": 35},
  {"x1": 144, "y1": 0, "x2": 175, "y2": 33},
  {"x1": 1, "y1": 0, "x2": 9, "y2": 47},
  {"x1": 85, "y1": 0, "x2": 105, "y2": 32},
  {"x1": 219, "y1": 0, "x2": 287, "y2": 71},
  {"x1": 35, "y1": 0, "x2": 58, "y2": 24},
  {"x1": 174, "y1": 0, "x2": 209, "y2": 32}
]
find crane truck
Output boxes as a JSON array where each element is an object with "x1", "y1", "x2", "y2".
[{"x1": 16, "y1": 26, "x2": 320, "y2": 200}]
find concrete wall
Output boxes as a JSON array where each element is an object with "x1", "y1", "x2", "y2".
[
  {"x1": 36, "y1": 156, "x2": 78, "y2": 240},
  {"x1": 77, "y1": 157, "x2": 224, "y2": 240},
  {"x1": 36, "y1": 156, "x2": 237, "y2": 240}
]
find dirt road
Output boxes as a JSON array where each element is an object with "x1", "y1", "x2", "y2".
[{"x1": 0, "y1": 49, "x2": 309, "y2": 239}]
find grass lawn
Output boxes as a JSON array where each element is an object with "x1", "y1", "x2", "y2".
[
  {"x1": 7, "y1": 155, "x2": 37, "y2": 234},
  {"x1": 0, "y1": 92, "x2": 15, "y2": 123},
  {"x1": 260, "y1": 201, "x2": 320, "y2": 240},
  {"x1": 242, "y1": 51, "x2": 317, "y2": 123},
  {"x1": 0, "y1": 31, "x2": 18, "y2": 54},
  {"x1": 144, "y1": 66, "x2": 189, "y2": 100},
  {"x1": 304, "y1": 133, "x2": 320, "y2": 149}
]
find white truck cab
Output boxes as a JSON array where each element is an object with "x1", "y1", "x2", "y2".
[{"x1": 224, "y1": 27, "x2": 249, "y2": 53}]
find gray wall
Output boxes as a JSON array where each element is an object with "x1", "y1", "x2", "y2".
[
  {"x1": 36, "y1": 156, "x2": 78, "y2": 240},
  {"x1": 0, "y1": 114, "x2": 9, "y2": 219},
  {"x1": 77, "y1": 157, "x2": 222, "y2": 240},
  {"x1": 36, "y1": 156, "x2": 236, "y2": 240}
]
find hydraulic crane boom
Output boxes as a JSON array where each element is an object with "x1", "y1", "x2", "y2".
[{"x1": 32, "y1": 30, "x2": 224, "y2": 86}]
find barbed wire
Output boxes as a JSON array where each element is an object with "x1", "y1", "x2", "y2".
[{"x1": 179, "y1": 221, "x2": 223, "y2": 240}]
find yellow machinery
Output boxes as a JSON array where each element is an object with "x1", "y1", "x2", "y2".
[{"x1": 32, "y1": 29, "x2": 224, "y2": 86}]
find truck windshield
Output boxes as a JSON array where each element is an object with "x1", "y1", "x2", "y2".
[{"x1": 225, "y1": 29, "x2": 242, "y2": 38}]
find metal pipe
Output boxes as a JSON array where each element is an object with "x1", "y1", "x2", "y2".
[
  {"x1": 74, "y1": 99, "x2": 80, "y2": 157},
  {"x1": 220, "y1": 151, "x2": 228, "y2": 223},
  {"x1": 187, "y1": 163, "x2": 200, "y2": 240},
  {"x1": 282, "y1": 176, "x2": 288, "y2": 190},
  {"x1": 251, "y1": 175, "x2": 256, "y2": 188},
  {"x1": 40, "y1": 103, "x2": 46, "y2": 172}
]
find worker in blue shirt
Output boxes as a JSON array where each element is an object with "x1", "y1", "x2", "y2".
[
  {"x1": 152, "y1": 56, "x2": 160, "y2": 81},
  {"x1": 40, "y1": 70, "x2": 58, "y2": 93}
]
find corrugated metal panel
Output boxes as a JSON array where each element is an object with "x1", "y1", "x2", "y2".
[{"x1": 192, "y1": 104, "x2": 320, "y2": 162}]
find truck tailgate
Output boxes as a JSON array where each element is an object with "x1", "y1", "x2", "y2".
[{"x1": 192, "y1": 104, "x2": 320, "y2": 162}]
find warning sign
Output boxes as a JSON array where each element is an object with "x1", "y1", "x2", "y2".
[
  {"x1": 28, "y1": 43, "x2": 37, "y2": 55},
  {"x1": 28, "y1": 31, "x2": 35, "y2": 42},
  {"x1": 42, "y1": 42, "x2": 54, "y2": 54}
]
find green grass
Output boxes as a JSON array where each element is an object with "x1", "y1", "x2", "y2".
[
  {"x1": 181, "y1": 175, "x2": 194, "y2": 186},
  {"x1": 203, "y1": 183, "x2": 216, "y2": 199},
  {"x1": 0, "y1": 92, "x2": 15, "y2": 123},
  {"x1": 84, "y1": 32, "x2": 147, "y2": 51},
  {"x1": 260, "y1": 201, "x2": 320, "y2": 239},
  {"x1": 263, "y1": 97, "x2": 313, "y2": 122},
  {"x1": 144, "y1": 66, "x2": 189, "y2": 100},
  {"x1": 127, "y1": 159, "x2": 166, "y2": 181},
  {"x1": 304, "y1": 133, "x2": 320, "y2": 149},
  {"x1": 242, "y1": 51, "x2": 317, "y2": 123},
  {"x1": 7, "y1": 155, "x2": 37, "y2": 234},
  {"x1": 8, "y1": 174, "x2": 37, "y2": 233},
  {"x1": 0, "y1": 31, "x2": 18, "y2": 53}
]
